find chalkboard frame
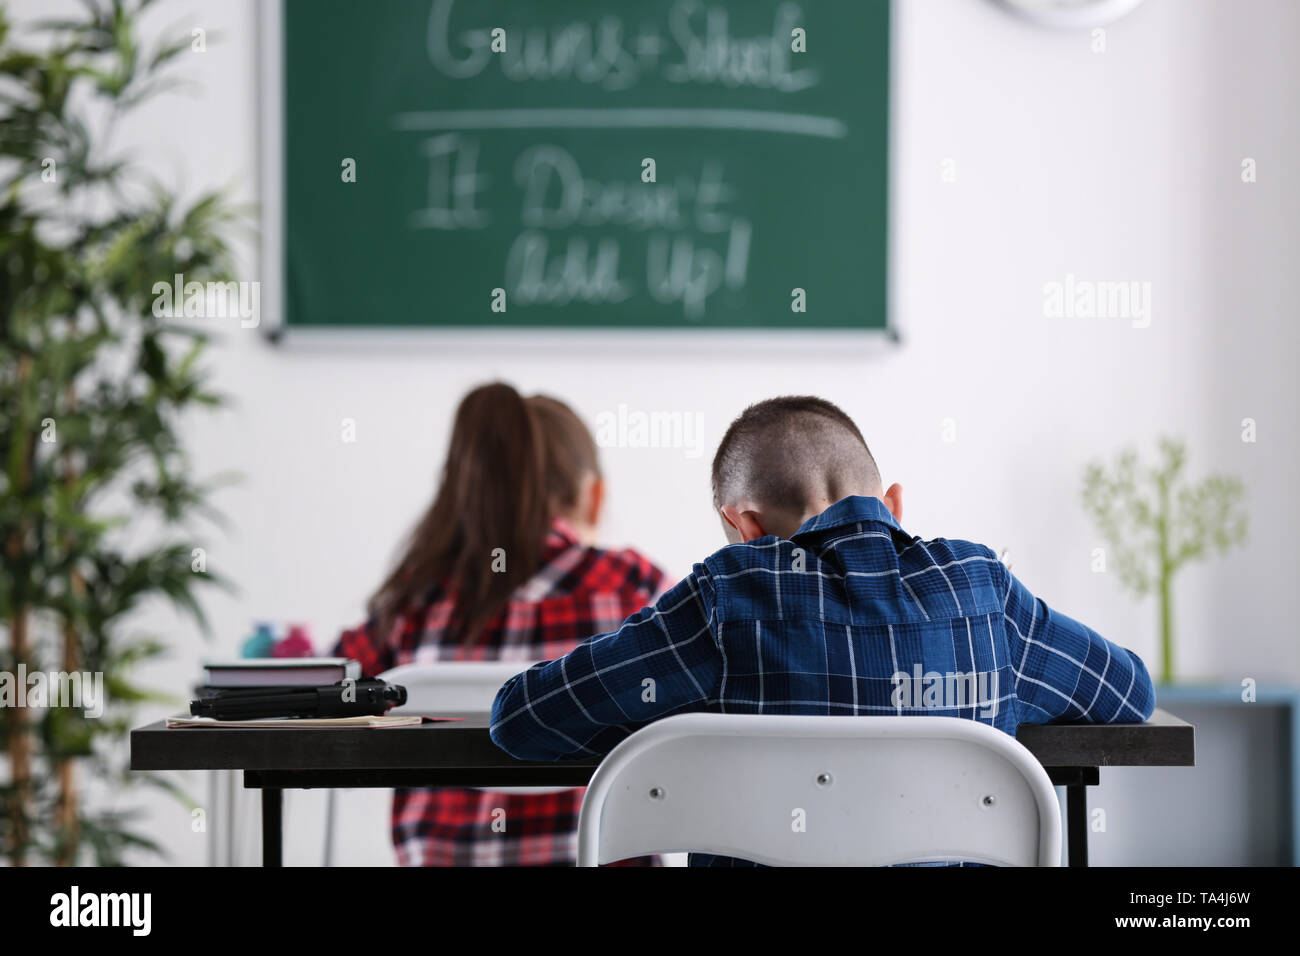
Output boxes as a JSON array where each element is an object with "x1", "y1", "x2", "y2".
[{"x1": 256, "y1": 0, "x2": 901, "y2": 349}]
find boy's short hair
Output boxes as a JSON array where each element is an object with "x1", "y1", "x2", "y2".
[{"x1": 711, "y1": 396, "x2": 881, "y2": 512}]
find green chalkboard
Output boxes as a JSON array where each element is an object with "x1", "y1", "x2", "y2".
[{"x1": 278, "y1": 0, "x2": 890, "y2": 330}]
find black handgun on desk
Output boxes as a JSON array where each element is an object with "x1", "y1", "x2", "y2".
[{"x1": 190, "y1": 678, "x2": 407, "y2": 721}]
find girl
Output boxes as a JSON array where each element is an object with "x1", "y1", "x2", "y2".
[{"x1": 335, "y1": 383, "x2": 666, "y2": 865}]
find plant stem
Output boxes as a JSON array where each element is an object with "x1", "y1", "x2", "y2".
[
  {"x1": 1159, "y1": 559, "x2": 1173, "y2": 684},
  {"x1": 1157, "y1": 472, "x2": 1173, "y2": 683},
  {"x1": 5, "y1": 354, "x2": 34, "y2": 865},
  {"x1": 5, "y1": 608, "x2": 30, "y2": 866},
  {"x1": 55, "y1": 381, "x2": 82, "y2": 866},
  {"x1": 55, "y1": 616, "x2": 80, "y2": 866}
]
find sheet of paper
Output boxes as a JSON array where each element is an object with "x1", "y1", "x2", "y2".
[{"x1": 165, "y1": 714, "x2": 453, "y2": 728}]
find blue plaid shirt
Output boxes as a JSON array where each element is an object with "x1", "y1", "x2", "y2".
[{"x1": 490, "y1": 495, "x2": 1156, "y2": 865}]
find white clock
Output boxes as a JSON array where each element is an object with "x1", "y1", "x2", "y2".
[{"x1": 992, "y1": 0, "x2": 1146, "y2": 29}]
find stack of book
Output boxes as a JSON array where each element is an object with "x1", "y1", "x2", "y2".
[
  {"x1": 196, "y1": 658, "x2": 360, "y2": 695},
  {"x1": 182, "y1": 658, "x2": 420, "y2": 728}
]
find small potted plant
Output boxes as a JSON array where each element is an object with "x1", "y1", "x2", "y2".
[{"x1": 1081, "y1": 437, "x2": 1248, "y2": 684}]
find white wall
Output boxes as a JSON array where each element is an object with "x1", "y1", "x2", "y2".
[{"x1": 10, "y1": 0, "x2": 1298, "y2": 865}]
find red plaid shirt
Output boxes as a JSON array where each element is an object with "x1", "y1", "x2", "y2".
[{"x1": 334, "y1": 519, "x2": 667, "y2": 866}]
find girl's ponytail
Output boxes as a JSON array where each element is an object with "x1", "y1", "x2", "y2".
[{"x1": 369, "y1": 382, "x2": 550, "y2": 644}]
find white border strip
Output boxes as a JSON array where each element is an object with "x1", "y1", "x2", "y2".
[
  {"x1": 267, "y1": 325, "x2": 899, "y2": 355},
  {"x1": 257, "y1": 0, "x2": 285, "y2": 336},
  {"x1": 885, "y1": 0, "x2": 903, "y2": 350}
]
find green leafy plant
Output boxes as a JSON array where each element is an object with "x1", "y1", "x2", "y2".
[
  {"x1": 1082, "y1": 437, "x2": 1248, "y2": 685},
  {"x1": 0, "y1": 0, "x2": 242, "y2": 864}
]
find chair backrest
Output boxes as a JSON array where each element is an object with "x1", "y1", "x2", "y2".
[
  {"x1": 379, "y1": 661, "x2": 540, "y2": 714},
  {"x1": 576, "y1": 713, "x2": 1061, "y2": 867}
]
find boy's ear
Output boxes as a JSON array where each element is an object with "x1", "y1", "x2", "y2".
[
  {"x1": 882, "y1": 482, "x2": 903, "y2": 522},
  {"x1": 720, "y1": 504, "x2": 768, "y2": 543}
]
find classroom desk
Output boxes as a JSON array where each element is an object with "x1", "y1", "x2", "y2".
[{"x1": 130, "y1": 708, "x2": 1194, "y2": 867}]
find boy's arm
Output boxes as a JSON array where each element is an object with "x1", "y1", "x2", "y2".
[
  {"x1": 490, "y1": 568, "x2": 722, "y2": 761},
  {"x1": 1000, "y1": 564, "x2": 1156, "y2": 725}
]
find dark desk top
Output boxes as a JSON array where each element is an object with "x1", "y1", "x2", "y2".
[{"x1": 130, "y1": 708, "x2": 1194, "y2": 789}]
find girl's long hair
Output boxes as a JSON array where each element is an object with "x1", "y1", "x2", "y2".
[{"x1": 368, "y1": 383, "x2": 598, "y2": 644}]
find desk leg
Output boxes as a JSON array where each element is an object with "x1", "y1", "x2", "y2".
[
  {"x1": 1047, "y1": 768, "x2": 1098, "y2": 868},
  {"x1": 262, "y1": 788, "x2": 283, "y2": 867},
  {"x1": 1065, "y1": 782, "x2": 1088, "y2": 867}
]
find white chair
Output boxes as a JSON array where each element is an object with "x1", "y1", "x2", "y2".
[
  {"x1": 379, "y1": 660, "x2": 540, "y2": 715},
  {"x1": 576, "y1": 713, "x2": 1061, "y2": 867}
]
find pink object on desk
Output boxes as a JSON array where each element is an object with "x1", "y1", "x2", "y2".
[{"x1": 272, "y1": 623, "x2": 315, "y2": 658}]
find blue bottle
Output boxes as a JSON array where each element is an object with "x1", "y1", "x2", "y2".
[{"x1": 241, "y1": 621, "x2": 276, "y2": 659}]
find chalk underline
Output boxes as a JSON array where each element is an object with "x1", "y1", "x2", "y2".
[{"x1": 392, "y1": 108, "x2": 846, "y2": 139}]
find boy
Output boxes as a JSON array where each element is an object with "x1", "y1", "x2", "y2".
[{"x1": 490, "y1": 396, "x2": 1156, "y2": 865}]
